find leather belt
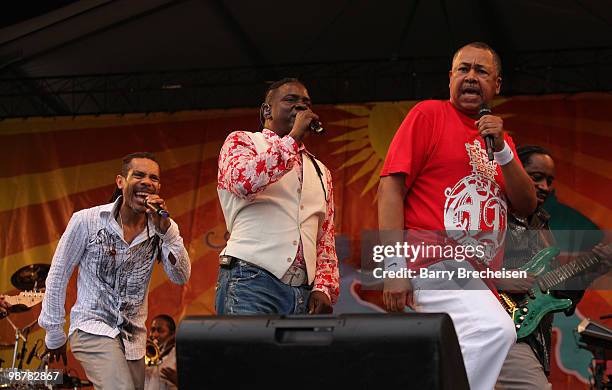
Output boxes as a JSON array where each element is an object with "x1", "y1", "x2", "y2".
[
  {"x1": 280, "y1": 264, "x2": 308, "y2": 287},
  {"x1": 219, "y1": 255, "x2": 236, "y2": 268},
  {"x1": 219, "y1": 256, "x2": 307, "y2": 287}
]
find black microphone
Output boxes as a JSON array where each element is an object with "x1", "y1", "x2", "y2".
[
  {"x1": 478, "y1": 104, "x2": 494, "y2": 161},
  {"x1": 309, "y1": 120, "x2": 325, "y2": 134},
  {"x1": 26, "y1": 345, "x2": 38, "y2": 365},
  {"x1": 144, "y1": 199, "x2": 170, "y2": 218}
]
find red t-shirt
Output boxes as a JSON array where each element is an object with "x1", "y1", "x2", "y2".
[{"x1": 381, "y1": 100, "x2": 519, "y2": 272}]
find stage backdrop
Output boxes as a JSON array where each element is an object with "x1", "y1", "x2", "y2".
[{"x1": 1, "y1": 93, "x2": 610, "y2": 388}]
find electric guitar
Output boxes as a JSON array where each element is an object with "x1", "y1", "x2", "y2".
[
  {"x1": 1, "y1": 291, "x2": 45, "y2": 317},
  {"x1": 498, "y1": 244, "x2": 609, "y2": 339}
]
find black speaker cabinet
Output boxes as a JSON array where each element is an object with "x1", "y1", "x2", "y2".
[{"x1": 177, "y1": 313, "x2": 468, "y2": 389}]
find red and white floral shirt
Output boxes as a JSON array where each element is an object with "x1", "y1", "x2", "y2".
[{"x1": 217, "y1": 129, "x2": 339, "y2": 303}]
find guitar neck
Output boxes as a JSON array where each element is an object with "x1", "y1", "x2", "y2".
[
  {"x1": 539, "y1": 251, "x2": 601, "y2": 290},
  {"x1": 5, "y1": 296, "x2": 21, "y2": 305}
]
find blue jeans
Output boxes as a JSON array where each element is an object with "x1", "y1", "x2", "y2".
[{"x1": 215, "y1": 259, "x2": 311, "y2": 315}]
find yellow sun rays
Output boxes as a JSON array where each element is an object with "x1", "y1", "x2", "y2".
[{"x1": 329, "y1": 102, "x2": 415, "y2": 197}]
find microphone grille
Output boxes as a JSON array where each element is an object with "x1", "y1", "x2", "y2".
[{"x1": 478, "y1": 104, "x2": 492, "y2": 118}]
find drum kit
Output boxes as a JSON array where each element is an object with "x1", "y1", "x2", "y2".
[{"x1": 1, "y1": 264, "x2": 91, "y2": 389}]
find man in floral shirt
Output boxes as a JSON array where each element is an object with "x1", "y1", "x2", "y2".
[{"x1": 216, "y1": 78, "x2": 339, "y2": 315}]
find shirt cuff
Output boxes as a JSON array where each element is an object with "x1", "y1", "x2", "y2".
[
  {"x1": 312, "y1": 286, "x2": 332, "y2": 303},
  {"x1": 44, "y1": 327, "x2": 67, "y2": 350},
  {"x1": 157, "y1": 219, "x2": 180, "y2": 241}
]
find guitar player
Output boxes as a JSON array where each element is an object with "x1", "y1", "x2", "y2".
[{"x1": 495, "y1": 145, "x2": 611, "y2": 390}]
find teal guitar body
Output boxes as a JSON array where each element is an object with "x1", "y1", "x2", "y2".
[{"x1": 500, "y1": 246, "x2": 573, "y2": 340}]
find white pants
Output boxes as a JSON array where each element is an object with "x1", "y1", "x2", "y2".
[{"x1": 412, "y1": 261, "x2": 517, "y2": 390}]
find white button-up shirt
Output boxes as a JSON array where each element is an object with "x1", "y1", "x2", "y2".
[{"x1": 38, "y1": 197, "x2": 191, "y2": 360}]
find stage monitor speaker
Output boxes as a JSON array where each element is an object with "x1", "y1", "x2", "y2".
[{"x1": 177, "y1": 313, "x2": 468, "y2": 389}]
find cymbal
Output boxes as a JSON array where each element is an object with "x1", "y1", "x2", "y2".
[{"x1": 10, "y1": 263, "x2": 50, "y2": 291}]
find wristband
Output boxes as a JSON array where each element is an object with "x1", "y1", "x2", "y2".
[{"x1": 494, "y1": 141, "x2": 514, "y2": 166}]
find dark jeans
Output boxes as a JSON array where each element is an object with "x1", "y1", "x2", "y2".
[{"x1": 215, "y1": 259, "x2": 311, "y2": 315}]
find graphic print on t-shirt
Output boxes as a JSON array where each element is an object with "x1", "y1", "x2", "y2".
[
  {"x1": 92, "y1": 227, "x2": 160, "y2": 333},
  {"x1": 443, "y1": 139, "x2": 507, "y2": 265}
]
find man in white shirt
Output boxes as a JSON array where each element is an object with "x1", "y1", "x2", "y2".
[
  {"x1": 216, "y1": 78, "x2": 340, "y2": 315},
  {"x1": 38, "y1": 152, "x2": 191, "y2": 390}
]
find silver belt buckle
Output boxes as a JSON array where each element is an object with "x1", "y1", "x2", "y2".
[
  {"x1": 280, "y1": 265, "x2": 307, "y2": 287},
  {"x1": 219, "y1": 255, "x2": 233, "y2": 267}
]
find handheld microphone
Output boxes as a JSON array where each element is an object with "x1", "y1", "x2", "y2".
[
  {"x1": 26, "y1": 344, "x2": 38, "y2": 365},
  {"x1": 478, "y1": 104, "x2": 494, "y2": 161},
  {"x1": 144, "y1": 199, "x2": 170, "y2": 218},
  {"x1": 309, "y1": 120, "x2": 324, "y2": 134}
]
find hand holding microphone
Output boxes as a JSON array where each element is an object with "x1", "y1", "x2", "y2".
[
  {"x1": 290, "y1": 109, "x2": 323, "y2": 143},
  {"x1": 476, "y1": 103, "x2": 505, "y2": 161},
  {"x1": 144, "y1": 198, "x2": 170, "y2": 218},
  {"x1": 144, "y1": 195, "x2": 172, "y2": 234},
  {"x1": 478, "y1": 104, "x2": 494, "y2": 161}
]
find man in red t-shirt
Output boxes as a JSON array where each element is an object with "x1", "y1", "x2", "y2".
[{"x1": 378, "y1": 42, "x2": 536, "y2": 390}]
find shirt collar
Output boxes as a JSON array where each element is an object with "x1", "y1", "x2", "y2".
[
  {"x1": 100, "y1": 196, "x2": 123, "y2": 220},
  {"x1": 448, "y1": 100, "x2": 481, "y2": 128},
  {"x1": 100, "y1": 195, "x2": 157, "y2": 233}
]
